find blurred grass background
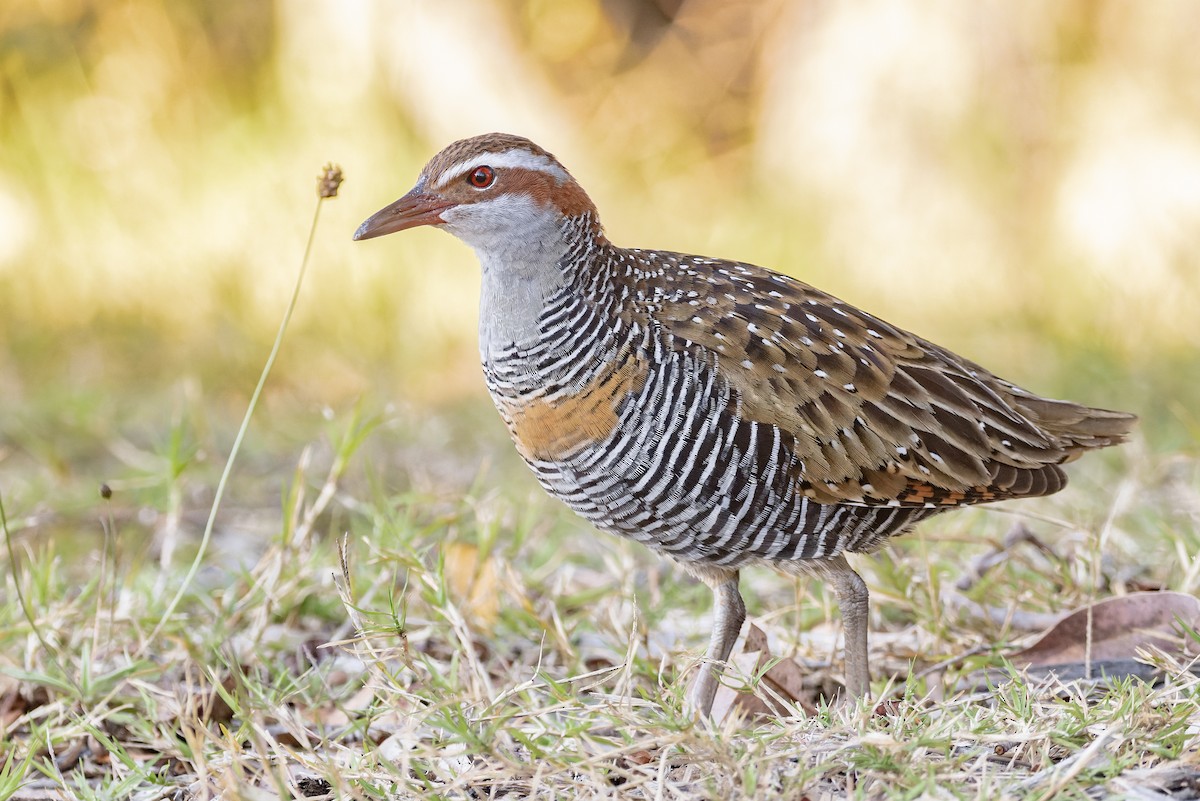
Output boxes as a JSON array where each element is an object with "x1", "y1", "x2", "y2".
[{"x1": 1, "y1": 0, "x2": 1198, "y2": 529}]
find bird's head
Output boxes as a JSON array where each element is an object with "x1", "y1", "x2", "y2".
[{"x1": 354, "y1": 133, "x2": 600, "y2": 253}]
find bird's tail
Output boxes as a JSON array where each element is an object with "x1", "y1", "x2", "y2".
[{"x1": 1014, "y1": 395, "x2": 1137, "y2": 456}]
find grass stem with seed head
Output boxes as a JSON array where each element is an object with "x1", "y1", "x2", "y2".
[{"x1": 146, "y1": 165, "x2": 343, "y2": 647}]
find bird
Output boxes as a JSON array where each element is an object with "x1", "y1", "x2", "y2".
[{"x1": 354, "y1": 133, "x2": 1136, "y2": 718}]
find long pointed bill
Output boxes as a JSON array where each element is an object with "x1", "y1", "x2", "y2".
[{"x1": 353, "y1": 188, "x2": 456, "y2": 241}]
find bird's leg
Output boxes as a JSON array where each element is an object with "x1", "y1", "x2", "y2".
[
  {"x1": 823, "y1": 555, "x2": 871, "y2": 699},
  {"x1": 684, "y1": 568, "x2": 745, "y2": 718}
]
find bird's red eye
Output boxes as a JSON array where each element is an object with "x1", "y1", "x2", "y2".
[{"x1": 468, "y1": 166, "x2": 495, "y2": 188}]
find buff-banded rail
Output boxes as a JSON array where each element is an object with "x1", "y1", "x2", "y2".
[{"x1": 355, "y1": 133, "x2": 1135, "y2": 718}]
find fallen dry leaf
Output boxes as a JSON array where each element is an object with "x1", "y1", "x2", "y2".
[
  {"x1": 444, "y1": 542, "x2": 501, "y2": 627},
  {"x1": 711, "y1": 624, "x2": 820, "y2": 721},
  {"x1": 1013, "y1": 591, "x2": 1200, "y2": 669}
]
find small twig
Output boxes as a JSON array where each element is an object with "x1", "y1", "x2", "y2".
[
  {"x1": 941, "y1": 589, "x2": 1062, "y2": 632},
  {"x1": 955, "y1": 522, "x2": 1051, "y2": 593}
]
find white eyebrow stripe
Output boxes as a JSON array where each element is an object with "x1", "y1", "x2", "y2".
[{"x1": 435, "y1": 149, "x2": 570, "y2": 189}]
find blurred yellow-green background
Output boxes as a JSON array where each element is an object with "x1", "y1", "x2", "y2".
[{"x1": 2, "y1": 0, "x2": 1199, "y2": 509}]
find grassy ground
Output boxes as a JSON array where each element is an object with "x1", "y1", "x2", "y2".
[
  {"x1": 2, "y1": 196, "x2": 1199, "y2": 800},
  {"x1": 2, "y1": 400, "x2": 1198, "y2": 800}
]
